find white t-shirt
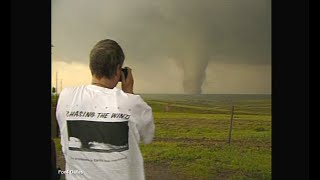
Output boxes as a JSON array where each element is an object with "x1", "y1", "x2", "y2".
[{"x1": 56, "y1": 85, "x2": 155, "y2": 180}]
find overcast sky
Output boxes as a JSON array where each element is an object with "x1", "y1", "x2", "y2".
[{"x1": 52, "y1": 0, "x2": 271, "y2": 94}]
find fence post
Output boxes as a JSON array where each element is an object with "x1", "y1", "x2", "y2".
[
  {"x1": 165, "y1": 103, "x2": 170, "y2": 112},
  {"x1": 228, "y1": 105, "x2": 235, "y2": 144}
]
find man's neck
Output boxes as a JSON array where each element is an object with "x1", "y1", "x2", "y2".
[{"x1": 91, "y1": 76, "x2": 117, "y2": 89}]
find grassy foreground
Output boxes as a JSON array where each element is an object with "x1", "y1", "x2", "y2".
[{"x1": 54, "y1": 94, "x2": 271, "y2": 179}]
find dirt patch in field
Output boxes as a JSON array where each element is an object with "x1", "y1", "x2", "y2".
[
  {"x1": 145, "y1": 162, "x2": 187, "y2": 180},
  {"x1": 55, "y1": 147, "x2": 66, "y2": 180},
  {"x1": 212, "y1": 170, "x2": 238, "y2": 180}
]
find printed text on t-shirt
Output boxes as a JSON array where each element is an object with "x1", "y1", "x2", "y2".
[{"x1": 66, "y1": 111, "x2": 131, "y2": 120}]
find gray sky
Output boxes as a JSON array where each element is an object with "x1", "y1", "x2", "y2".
[{"x1": 52, "y1": 0, "x2": 271, "y2": 94}]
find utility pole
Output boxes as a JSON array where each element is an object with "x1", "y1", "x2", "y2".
[
  {"x1": 55, "y1": 71, "x2": 59, "y2": 138},
  {"x1": 51, "y1": 44, "x2": 59, "y2": 138}
]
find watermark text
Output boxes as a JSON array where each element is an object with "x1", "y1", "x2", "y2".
[{"x1": 58, "y1": 169, "x2": 84, "y2": 175}]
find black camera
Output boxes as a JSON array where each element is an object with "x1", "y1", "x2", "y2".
[{"x1": 119, "y1": 68, "x2": 128, "y2": 82}]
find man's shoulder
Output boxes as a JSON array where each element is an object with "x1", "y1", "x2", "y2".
[
  {"x1": 116, "y1": 91, "x2": 148, "y2": 107},
  {"x1": 59, "y1": 85, "x2": 86, "y2": 97},
  {"x1": 126, "y1": 93, "x2": 143, "y2": 100},
  {"x1": 62, "y1": 85, "x2": 87, "y2": 92},
  {"x1": 121, "y1": 92, "x2": 145, "y2": 103},
  {"x1": 127, "y1": 94, "x2": 151, "y2": 110}
]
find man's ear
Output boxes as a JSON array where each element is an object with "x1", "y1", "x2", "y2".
[{"x1": 116, "y1": 64, "x2": 122, "y2": 76}]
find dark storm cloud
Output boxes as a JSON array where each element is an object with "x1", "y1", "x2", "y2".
[
  {"x1": 52, "y1": 0, "x2": 270, "y2": 64},
  {"x1": 52, "y1": 0, "x2": 271, "y2": 93}
]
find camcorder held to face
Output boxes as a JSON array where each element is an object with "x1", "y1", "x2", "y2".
[{"x1": 119, "y1": 67, "x2": 128, "y2": 82}]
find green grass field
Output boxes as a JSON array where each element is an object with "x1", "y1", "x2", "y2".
[
  {"x1": 53, "y1": 94, "x2": 271, "y2": 179},
  {"x1": 139, "y1": 94, "x2": 271, "y2": 179}
]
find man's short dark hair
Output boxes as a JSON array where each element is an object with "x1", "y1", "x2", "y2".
[{"x1": 89, "y1": 39, "x2": 125, "y2": 79}]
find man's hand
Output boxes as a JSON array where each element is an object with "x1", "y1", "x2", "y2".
[{"x1": 121, "y1": 67, "x2": 134, "y2": 94}]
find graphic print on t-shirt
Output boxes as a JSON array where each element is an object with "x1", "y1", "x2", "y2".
[{"x1": 67, "y1": 120, "x2": 129, "y2": 153}]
